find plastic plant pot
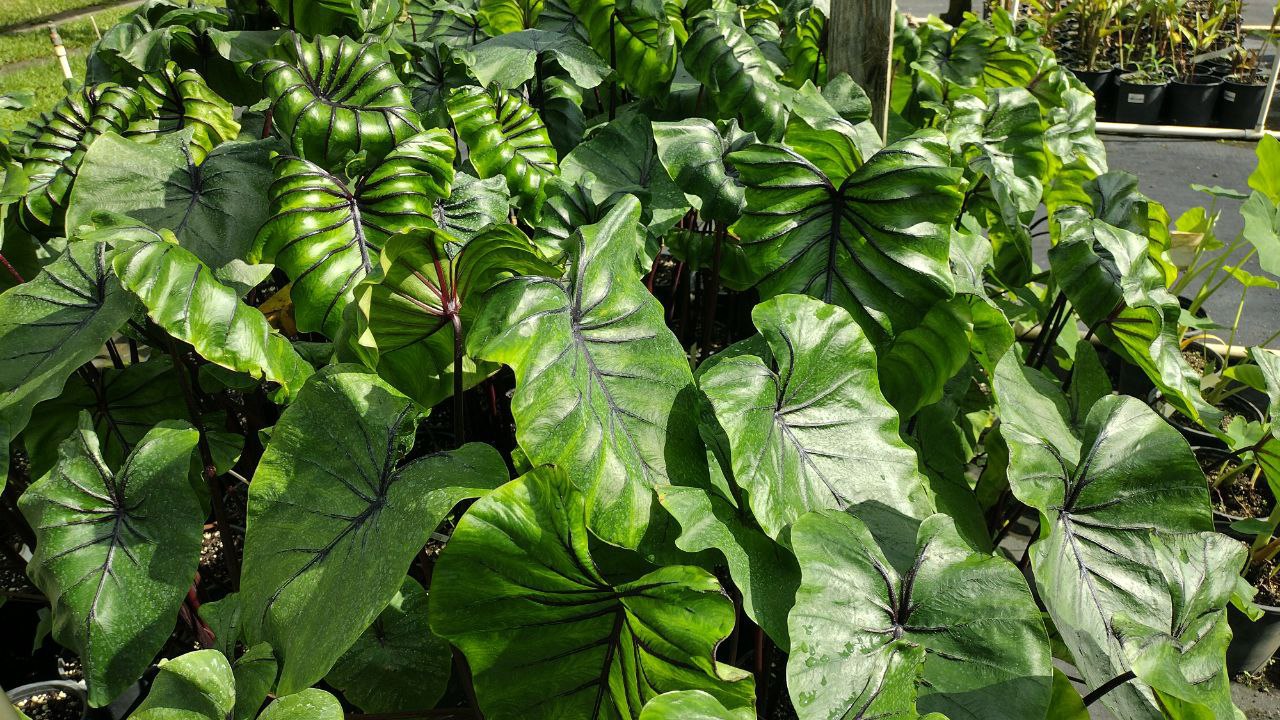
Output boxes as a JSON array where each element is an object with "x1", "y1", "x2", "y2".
[
  {"x1": 1217, "y1": 76, "x2": 1269, "y2": 129},
  {"x1": 1115, "y1": 73, "x2": 1168, "y2": 124},
  {"x1": 6, "y1": 680, "x2": 89, "y2": 720},
  {"x1": 1165, "y1": 76, "x2": 1223, "y2": 126},
  {"x1": 1226, "y1": 601, "x2": 1280, "y2": 675}
]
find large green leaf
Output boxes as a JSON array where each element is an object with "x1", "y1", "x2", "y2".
[
  {"x1": 780, "y1": 6, "x2": 825, "y2": 88},
  {"x1": 130, "y1": 61, "x2": 239, "y2": 164},
  {"x1": 430, "y1": 467, "x2": 754, "y2": 720},
  {"x1": 479, "y1": 0, "x2": 544, "y2": 35},
  {"x1": 1114, "y1": 533, "x2": 1251, "y2": 720},
  {"x1": 19, "y1": 84, "x2": 141, "y2": 234},
  {"x1": 253, "y1": 129, "x2": 456, "y2": 336},
  {"x1": 657, "y1": 483, "x2": 799, "y2": 648},
  {"x1": 992, "y1": 349, "x2": 1220, "y2": 720},
  {"x1": 560, "y1": 112, "x2": 689, "y2": 236},
  {"x1": 467, "y1": 196, "x2": 706, "y2": 550},
  {"x1": 232, "y1": 643, "x2": 277, "y2": 720},
  {"x1": 1050, "y1": 208, "x2": 1215, "y2": 425},
  {"x1": 351, "y1": 223, "x2": 555, "y2": 409},
  {"x1": 697, "y1": 294, "x2": 935, "y2": 540},
  {"x1": 111, "y1": 229, "x2": 314, "y2": 401},
  {"x1": 18, "y1": 417, "x2": 202, "y2": 707},
  {"x1": 575, "y1": 0, "x2": 678, "y2": 97},
  {"x1": 257, "y1": 35, "x2": 422, "y2": 169},
  {"x1": 788, "y1": 511, "x2": 1051, "y2": 720},
  {"x1": 67, "y1": 132, "x2": 278, "y2": 293},
  {"x1": 447, "y1": 85, "x2": 557, "y2": 207},
  {"x1": 651, "y1": 118, "x2": 751, "y2": 224},
  {"x1": 128, "y1": 650, "x2": 235, "y2": 720},
  {"x1": 728, "y1": 129, "x2": 962, "y2": 346},
  {"x1": 468, "y1": 29, "x2": 611, "y2": 90},
  {"x1": 0, "y1": 241, "x2": 136, "y2": 494},
  {"x1": 639, "y1": 691, "x2": 753, "y2": 720},
  {"x1": 682, "y1": 11, "x2": 787, "y2": 143},
  {"x1": 325, "y1": 576, "x2": 452, "y2": 713},
  {"x1": 239, "y1": 366, "x2": 509, "y2": 695}
]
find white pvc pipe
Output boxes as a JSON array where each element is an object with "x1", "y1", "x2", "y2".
[{"x1": 1095, "y1": 121, "x2": 1280, "y2": 139}]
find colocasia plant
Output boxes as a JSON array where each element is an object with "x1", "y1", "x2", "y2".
[{"x1": 0, "y1": 2, "x2": 1269, "y2": 719}]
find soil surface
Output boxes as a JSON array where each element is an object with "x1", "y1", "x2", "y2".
[
  {"x1": 1253, "y1": 559, "x2": 1280, "y2": 607},
  {"x1": 14, "y1": 688, "x2": 83, "y2": 720}
]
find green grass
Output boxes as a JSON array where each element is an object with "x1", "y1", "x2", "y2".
[
  {"x1": 0, "y1": 51, "x2": 90, "y2": 133},
  {"x1": 0, "y1": 0, "x2": 127, "y2": 30},
  {"x1": 0, "y1": 4, "x2": 136, "y2": 66}
]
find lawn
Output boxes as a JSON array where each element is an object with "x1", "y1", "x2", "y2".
[{"x1": 0, "y1": 0, "x2": 128, "y2": 30}]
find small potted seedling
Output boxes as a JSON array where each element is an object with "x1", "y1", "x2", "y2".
[
  {"x1": 1116, "y1": 55, "x2": 1172, "y2": 123},
  {"x1": 1219, "y1": 2, "x2": 1279, "y2": 128},
  {"x1": 1166, "y1": 6, "x2": 1226, "y2": 126}
]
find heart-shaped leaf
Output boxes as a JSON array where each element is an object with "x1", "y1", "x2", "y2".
[
  {"x1": 253, "y1": 129, "x2": 456, "y2": 336},
  {"x1": 257, "y1": 689, "x2": 344, "y2": 720},
  {"x1": 728, "y1": 129, "x2": 962, "y2": 346},
  {"x1": 0, "y1": 240, "x2": 136, "y2": 495},
  {"x1": 467, "y1": 196, "x2": 706, "y2": 549},
  {"x1": 257, "y1": 35, "x2": 422, "y2": 169},
  {"x1": 430, "y1": 466, "x2": 755, "y2": 720},
  {"x1": 697, "y1": 294, "x2": 936, "y2": 540},
  {"x1": 239, "y1": 366, "x2": 509, "y2": 694},
  {"x1": 111, "y1": 228, "x2": 314, "y2": 401},
  {"x1": 1114, "y1": 532, "x2": 1252, "y2": 719},
  {"x1": 447, "y1": 85, "x2": 558, "y2": 207},
  {"x1": 787, "y1": 511, "x2": 1052, "y2": 720},
  {"x1": 68, "y1": 132, "x2": 279, "y2": 293},
  {"x1": 19, "y1": 417, "x2": 202, "y2": 707},
  {"x1": 324, "y1": 576, "x2": 452, "y2": 713},
  {"x1": 682, "y1": 11, "x2": 787, "y2": 143},
  {"x1": 992, "y1": 349, "x2": 1220, "y2": 720}
]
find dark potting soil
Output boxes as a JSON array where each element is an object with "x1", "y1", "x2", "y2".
[
  {"x1": 198, "y1": 525, "x2": 242, "y2": 593},
  {"x1": 1184, "y1": 349, "x2": 1210, "y2": 375},
  {"x1": 1201, "y1": 449, "x2": 1275, "y2": 519},
  {"x1": 1253, "y1": 559, "x2": 1280, "y2": 607},
  {"x1": 14, "y1": 689, "x2": 82, "y2": 720}
]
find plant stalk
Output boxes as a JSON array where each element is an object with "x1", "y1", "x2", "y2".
[
  {"x1": 169, "y1": 341, "x2": 241, "y2": 589},
  {"x1": 0, "y1": 253, "x2": 25, "y2": 285},
  {"x1": 452, "y1": 312, "x2": 466, "y2": 445},
  {"x1": 1082, "y1": 670, "x2": 1136, "y2": 707}
]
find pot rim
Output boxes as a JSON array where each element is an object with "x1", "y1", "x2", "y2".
[
  {"x1": 7, "y1": 679, "x2": 89, "y2": 719},
  {"x1": 1173, "y1": 75, "x2": 1225, "y2": 87},
  {"x1": 1117, "y1": 72, "x2": 1170, "y2": 87}
]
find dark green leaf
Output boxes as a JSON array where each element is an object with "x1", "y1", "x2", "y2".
[
  {"x1": 788, "y1": 511, "x2": 1051, "y2": 720},
  {"x1": 68, "y1": 132, "x2": 279, "y2": 293},
  {"x1": 728, "y1": 130, "x2": 962, "y2": 346},
  {"x1": 447, "y1": 85, "x2": 558, "y2": 207},
  {"x1": 467, "y1": 196, "x2": 706, "y2": 550},
  {"x1": 128, "y1": 650, "x2": 235, "y2": 720},
  {"x1": 19, "y1": 417, "x2": 201, "y2": 707},
  {"x1": 697, "y1": 294, "x2": 935, "y2": 540},
  {"x1": 575, "y1": 0, "x2": 678, "y2": 97},
  {"x1": 682, "y1": 11, "x2": 787, "y2": 143},
  {"x1": 469, "y1": 29, "x2": 611, "y2": 90},
  {"x1": 430, "y1": 467, "x2": 754, "y2": 720},
  {"x1": 325, "y1": 576, "x2": 452, "y2": 713},
  {"x1": 0, "y1": 241, "x2": 136, "y2": 496},
  {"x1": 130, "y1": 61, "x2": 240, "y2": 163},
  {"x1": 651, "y1": 118, "x2": 750, "y2": 224},
  {"x1": 639, "y1": 691, "x2": 753, "y2": 720},
  {"x1": 240, "y1": 366, "x2": 509, "y2": 694}
]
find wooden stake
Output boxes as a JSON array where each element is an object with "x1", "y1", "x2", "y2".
[
  {"x1": 827, "y1": 0, "x2": 896, "y2": 139},
  {"x1": 48, "y1": 24, "x2": 73, "y2": 81}
]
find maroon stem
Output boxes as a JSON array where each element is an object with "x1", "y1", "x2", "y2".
[{"x1": 0, "y1": 252, "x2": 25, "y2": 285}]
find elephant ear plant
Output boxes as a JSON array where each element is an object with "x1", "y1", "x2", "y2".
[{"x1": 0, "y1": 3, "x2": 1267, "y2": 720}]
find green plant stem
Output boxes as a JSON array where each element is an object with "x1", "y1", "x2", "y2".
[
  {"x1": 1250, "y1": 502, "x2": 1280, "y2": 557},
  {"x1": 698, "y1": 223, "x2": 724, "y2": 360}
]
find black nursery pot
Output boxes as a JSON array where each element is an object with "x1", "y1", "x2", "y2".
[
  {"x1": 1165, "y1": 76, "x2": 1223, "y2": 126},
  {"x1": 1070, "y1": 67, "x2": 1116, "y2": 119},
  {"x1": 7, "y1": 679, "x2": 89, "y2": 720},
  {"x1": 1227, "y1": 601, "x2": 1280, "y2": 675},
  {"x1": 1217, "y1": 77, "x2": 1269, "y2": 129},
  {"x1": 1115, "y1": 74, "x2": 1168, "y2": 124}
]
